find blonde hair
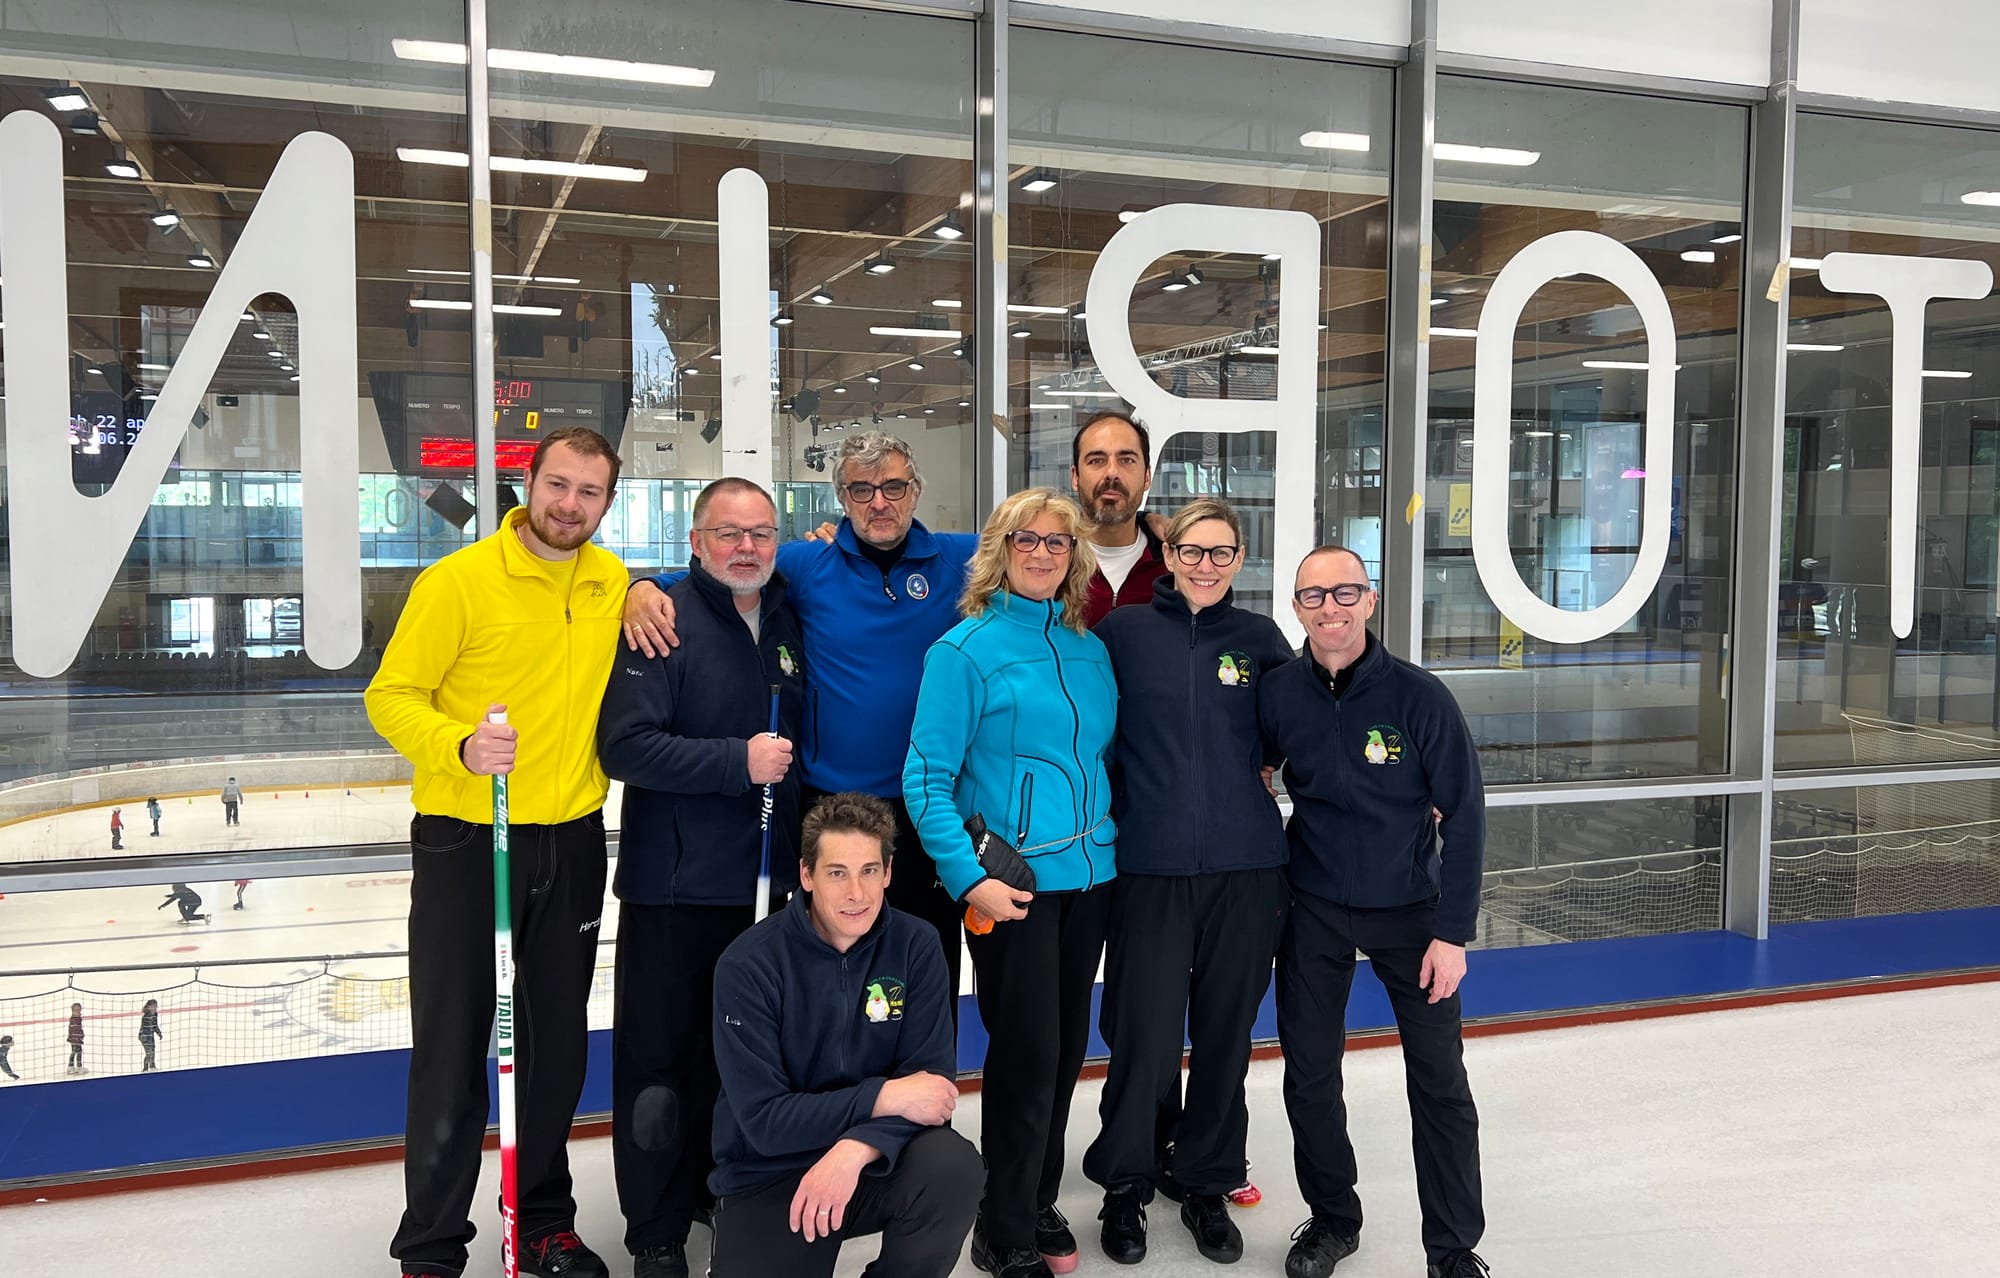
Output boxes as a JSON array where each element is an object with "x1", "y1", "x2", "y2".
[
  {"x1": 959, "y1": 487, "x2": 1097, "y2": 634},
  {"x1": 1164, "y1": 498, "x2": 1242, "y2": 548}
]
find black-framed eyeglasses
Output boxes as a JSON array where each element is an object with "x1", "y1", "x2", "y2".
[
  {"x1": 842, "y1": 479, "x2": 913, "y2": 503},
  {"x1": 1008, "y1": 530, "x2": 1077, "y2": 555},
  {"x1": 695, "y1": 525, "x2": 780, "y2": 548},
  {"x1": 1293, "y1": 583, "x2": 1370, "y2": 608},
  {"x1": 1169, "y1": 543, "x2": 1240, "y2": 567}
]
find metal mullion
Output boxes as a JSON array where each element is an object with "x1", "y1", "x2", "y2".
[
  {"x1": 1486, "y1": 778, "x2": 1764, "y2": 809},
  {"x1": 972, "y1": 0, "x2": 1007, "y2": 520},
  {"x1": 1720, "y1": 0, "x2": 1801, "y2": 940},
  {"x1": 467, "y1": 0, "x2": 498, "y2": 535},
  {"x1": 1380, "y1": 0, "x2": 1436, "y2": 659},
  {"x1": 1434, "y1": 51, "x2": 1766, "y2": 104},
  {"x1": 1793, "y1": 92, "x2": 2000, "y2": 133},
  {"x1": 1007, "y1": 2, "x2": 1408, "y2": 65},
  {"x1": 1775, "y1": 762, "x2": 2000, "y2": 793}
]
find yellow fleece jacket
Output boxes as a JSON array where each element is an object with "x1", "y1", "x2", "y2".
[{"x1": 365, "y1": 507, "x2": 628, "y2": 825}]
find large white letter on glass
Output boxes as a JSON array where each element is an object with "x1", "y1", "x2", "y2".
[
  {"x1": 1, "y1": 111, "x2": 360, "y2": 678},
  {"x1": 1474, "y1": 230, "x2": 1675, "y2": 644},
  {"x1": 1086, "y1": 205, "x2": 1321, "y2": 645},
  {"x1": 717, "y1": 169, "x2": 773, "y2": 491},
  {"x1": 1816, "y1": 251, "x2": 1993, "y2": 639}
]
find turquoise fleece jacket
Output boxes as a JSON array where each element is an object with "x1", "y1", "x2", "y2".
[{"x1": 902, "y1": 591, "x2": 1120, "y2": 900}]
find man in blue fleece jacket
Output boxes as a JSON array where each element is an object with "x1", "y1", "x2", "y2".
[
  {"x1": 708, "y1": 793, "x2": 981, "y2": 1278},
  {"x1": 598, "y1": 478, "x2": 808, "y2": 1278},
  {"x1": 1258, "y1": 546, "x2": 1490, "y2": 1278}
]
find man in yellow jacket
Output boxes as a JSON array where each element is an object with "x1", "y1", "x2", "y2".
[{"x1": 367, "y1": 427, "x2": 628, "y2": 1278}]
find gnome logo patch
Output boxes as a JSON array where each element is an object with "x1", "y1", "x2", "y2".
[
  {"x1": 777, "y1": 644, "x2": 799, "y2": 677},
  {"x1": 1216, "y1": 652, "x2": 1253, "y2": 687},
  {"x1": 863, "y1": 978, "x2": 906, "y2": 1023},
  {"x1": 1363, "y1": 725, "x2": 1405, "y2": 765},
  {"x1": 905, "y1": 573, "x2": 930, "y2": 600}
]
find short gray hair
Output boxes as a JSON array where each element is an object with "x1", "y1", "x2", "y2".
[{"x1": 835, "y1": 430, "x2": 924, "y2": 491}]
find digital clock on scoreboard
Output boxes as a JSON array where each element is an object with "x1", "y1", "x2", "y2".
[{"x1": 371, "y1": 372, "x2": 628, "y2": 475}]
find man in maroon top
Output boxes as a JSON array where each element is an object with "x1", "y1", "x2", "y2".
[{"x1": 1073, "y1": 412, "x2": 1171, "y2": 627}]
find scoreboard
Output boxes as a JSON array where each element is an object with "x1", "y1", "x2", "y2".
[{"x1": 380, "y1": 373, "x2": 627, "y2": 474}]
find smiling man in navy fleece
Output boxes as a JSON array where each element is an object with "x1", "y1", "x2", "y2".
[
  {"x1": 706, "y1": 792, "x2": 980, "y2": 1278},
  {"x1": 1258, "y1": 546, "x2": 1491, "y2": 1278}
]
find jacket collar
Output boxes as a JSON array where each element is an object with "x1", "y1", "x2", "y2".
[
  {"x1": 834, "y1": 516, "x2": 939, "y2": 564},
  {"x1": 990, "y1": 588, "x2": 1065, "y2": 630},
  {"x1": 686, "y1": 555, "x2": 790, "y2": 624},
  {"x1": 1149, "y1": 578, "x2": 1235, "y2": 626},
  {"x1": 1309, "y1": 629, "x2": 1387, "y2": 695},
  {"x1": 496, "y1": 507, "x2": 619, "y2": 584}
]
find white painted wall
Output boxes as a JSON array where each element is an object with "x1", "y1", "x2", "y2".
[
  {"x1": 1438, "y1": 0, "x2": 1774, "y2": 87},
  {"x1": 1047, "y1": 0, "x2": 1408, "y2": 47},
  {"x1": 1799, "y1": 0, "x2": 2000, "y2": 114}
]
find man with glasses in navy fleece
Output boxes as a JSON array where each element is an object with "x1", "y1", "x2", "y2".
[
  {"x1": 620, "y1": 432, "x2": 978, "y2": 1018},
  {"x1": 1258, "y1": 547, "x2": 1492, "y2": 1278}
]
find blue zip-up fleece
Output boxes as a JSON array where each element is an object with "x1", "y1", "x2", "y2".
[
  {"x1": 1258, "y1": 633, "x2": 1486, "y2": 942},
  {"x1": 653, "y1": 518, "x2": 976, "y2": 799},
  {"x1": 710, "y1": 895, "x2": 958, "y2": 1198},
  {"x1": 599, "y1": 562, "x2": 807, "y2": 907},
  {"x1": 903, "y1": 591, "x2": 1119, "y2": 901},
  {"x1": 1096, "y1": 581, "x2": 1294, "y2": 876}
]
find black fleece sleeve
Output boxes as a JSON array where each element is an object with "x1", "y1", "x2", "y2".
[
  {"x1": 1414, "y1": 672, "x2": 1486, "y2": 943},
  {"x1": 597, "y1": 646, "x2": 751, "y2": 795}
]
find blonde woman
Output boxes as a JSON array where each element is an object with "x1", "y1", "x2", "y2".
[{"x1": 904, "y1": 487, "x2": 1118, "y2": 1278}]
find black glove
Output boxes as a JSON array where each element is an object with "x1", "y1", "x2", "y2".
[{"x1": 963, "y1": 813, "x2": 1036, "y2": 896}]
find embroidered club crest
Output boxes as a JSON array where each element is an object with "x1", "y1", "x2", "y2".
[
  {"x1": 777, "y1": 644, "x2": 798, "y2": 677},
  {"x1": 863, "y1": 978, "x2": 905, "y2": 1023},
  {"x1": 1364, "y1": 725, "x2": 1404, "y2": 765},
  {"x1": 1217, "y1": 652, "x2": 1253, "y2": 687},
  {"x1": 905, "y1": 573, "x2": 930, "y2": 600}
]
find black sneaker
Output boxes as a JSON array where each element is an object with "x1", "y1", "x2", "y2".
[
  {"x1": 1428, "y1": 1251, "x2": 1491, "y2": 1278},
  {"x1": 1180, "y1": 1193, "x2": 1244, "y2": 1264},
  {"x1": 1284, "y1": 1217, "x2": 1359, "y2": 1278},
  {"x1": 971, "y1": 1217, "x2": 1055, "y2": 1278},
  {"x1": 633, "y1": 1242, "x2": 689, "y2": 1278},
  {"x1": 1098, "y1": 1187, "x2": 1147, "y2": 1265},
  {"x1": 521, "y1": 1230, "x2": 609, "y2": 1278},
  {"x1": 1035, "y1": 1205, "x2": 1079, "y2": 1274}
]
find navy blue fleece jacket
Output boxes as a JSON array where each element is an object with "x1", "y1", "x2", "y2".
[
  {"x1": 1258, "y1": 633, "x2": 1487, "y2": 942},
  {"x1": 710, "y1": 895, "x2": 957, "y2": 1198},
  {"x1": 1095, "y1": 581, "x2": 1293, "y2": 876},
  {"x1": 598, "y1": 562, "x2": 807, "y2": 906}
]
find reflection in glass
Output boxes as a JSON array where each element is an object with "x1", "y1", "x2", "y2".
[
  {"x1": 1427, "y1": 78, "x2": 1747, "y2": 783},
  {"x1": 1780, "y1": 114, "x2": 2000, "y2": 768}
]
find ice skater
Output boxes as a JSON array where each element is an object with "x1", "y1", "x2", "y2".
[
  {"x1": 138, "y1": 999, "x2": 164, "y2": 1071},
  {"x1": 157, "y1": 883, "x2": 206, "y2": 924},
  {"x1": 220, "y1": 777, "x2": 242, "y2": 826},
  {"x1": 0, "y1": 1033, "x2": 20, "y2": 1080},
  {"x1": 233, "y1": 878, "x2": 251, "y2": 910},
  {"x1": 109, "y1": 807, "x2": 123, "y2": 850},
  {"x1": 66, "y1": 1003, "x2": 85, "y2": 1073},
  {"x1": 146, "y1": 796, "x2": 162, "y2": 837}
]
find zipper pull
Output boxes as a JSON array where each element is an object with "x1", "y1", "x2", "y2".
[{"x1": 565, "y1": 605, "x2": 572, "y2": 624}]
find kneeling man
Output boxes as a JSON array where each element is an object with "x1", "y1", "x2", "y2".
[{"x1": 708, "y1": 793, "x2": 981, "y2": 1278}]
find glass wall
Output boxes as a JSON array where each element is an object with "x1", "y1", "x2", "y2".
[
  {"x1": 1426, "y1": 77, "x2": 1747, "y2": 788},
  {"x1": 1770, "y1": 780, "x2": 2000, "y2": 922},
  {"x1": 1480, "y1": 795, "x2": 1724, "y2": 946},
  {"x1": 1780, "y1": 114, "x2": 2000, "y2": 769},
  {"x1": 1006, "y1": 28, "x2": 1394, "y2": 613}
]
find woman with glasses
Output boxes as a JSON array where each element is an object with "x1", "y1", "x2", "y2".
[
  {"x1": 904, "y1": 487, "x2": 1119, "y2": 1278},
  {"x1": 1079, "y1": 498, "x2": 1294, "y2": 1267}
]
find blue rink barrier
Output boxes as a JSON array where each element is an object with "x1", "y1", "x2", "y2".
[{"x1": 4, "y1": 906, "x2": 1997, "y2": 1186}]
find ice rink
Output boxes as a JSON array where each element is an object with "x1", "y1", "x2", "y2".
[{"x1": 3, "y1": 982, "x2": 1995, "y2": 1276}]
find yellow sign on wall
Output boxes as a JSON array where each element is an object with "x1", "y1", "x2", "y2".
[
  {"x1": 1448, "y1": 483, "x2": 1473, "y2": 538},
  {"x1": 1499, "y1": 617, "x2": 1525, "y2": 670}
]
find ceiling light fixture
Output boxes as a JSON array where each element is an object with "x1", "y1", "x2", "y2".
[
  {"x1": 932, "y1": 298, "x2": 963, "y2": 309},
  {"x1": 808, "y1": 283, "x2": 834, "y2": 305},
  {"x1": 396, "y1": 147, "x2": 647, "y2": 182},
  {"x1": 1298, "y1": 130, "x2": 1372, "y2": 152},
  {"x1": 1430, "y1": 297, "x2": 1448, "y2": 307},
  {"x1": 1787, "y1": 343, "x2": 1845, "y2": 353},
  {"x1": 1118, "y1": 209, "x2": 1146, "y2": 223},
  {"x1": 1007, "y1": 303, "x2": 1068, "y2": 315},
  {"x1": 832, "y1": 386, "x2": 848, "y2": 393},
  {"x1": 933, "y1": 215, "x2": 965, "y2": 241},
  {"x1": 1435, "y1": 142, "x2": 1541, "y2": 166},
  {"x1": 407, "y1": 268, "x2": 582, "y2": 284},
  {"x1": 1923, "y1": 369, "x2": 1974, "y2": 379},
  {"x1": 1183, "y1": 267, "x2": 1204, "y2": 286},
  {"x1": 252, "y1": 328, "x2": 272, "y2": 339},
  {"x1": 138, "y1": 362, "x2": 170, "y2": 372},
  {"x1": 406, "y1": 298, "x2": 564, "y2": 316},
  {"x1": 186, "y1": 254, "x2": 214, "y2": 268},
  {"x1": 45, "y1": 87, "x2": 91, "y2": 112},
  {"x1": 267, "y1": 349, "x2": 285, "y2": 359},
  {"x1": 1710, "y1": 234, "x2": 1743, "y2": 244},
  {"x1": 107, "y1": 159, "x2": 141, "y2": 179},
  {"x1": 1581, "y1": 359, "x2": 1683, "y2": 371},
  {"x1": 390, "y1": 39, "x2": 716, "y2": 88},
  {"x1": 865, "y1": 255, "x2": 897, "y2": 275},
  {"x1": 1161, "y1": 281, "x2": 1188, "y2": 292},
  {"x1": 870, "y1": 325, "x2": 964, "y2": 339},
  {"x1": 150, "y1": 210, "x2": 181, "y2": 229},
  {"x1": 1430, "y1": 327, "x2": 1478, "y2": 338},
  {"x1": 864, "y1": 370, "x2": 882, "y2": 384},
  {"x1": 907, "y1": 360, "x2": 925, "y2": 371},
  {"x1": 771, "y1": 308, "x2": 795, "y2": 326},
  {"x1": 1680, "y1": 249, "x2": 1717, "y2": 263},
  {"x1": 1047, "y1": 389, "x2": 1124, "y2": 398},
  {"x1": 1961, "y1": 191, "x2": 2000, "y2": 207},
  {"x1": 1022, "y1": 170, "x2": 1059, "y2": 194},
  {"x1": 1238, "y1": 345, "x2": 1282, "y2": 355},
  {"x1": 1790, "y1": 256, "x2": 1825, "y2": 271},
  {"x1": 1011, "y1": 326, "x2": 1032, "y2": 338}
]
